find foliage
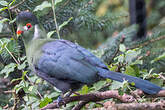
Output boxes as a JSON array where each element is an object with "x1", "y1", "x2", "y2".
[{"x1": 0, "y1": 0, "x2": 164, "y2": 109}]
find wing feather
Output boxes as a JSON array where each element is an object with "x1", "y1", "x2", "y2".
[{"x1": 37, "y1": 40, "x2": 104, "y2": 84}]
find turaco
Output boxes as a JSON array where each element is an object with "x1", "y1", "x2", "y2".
[{"x1": 16, "y1": 11, "x2": 162, "y2": 103}]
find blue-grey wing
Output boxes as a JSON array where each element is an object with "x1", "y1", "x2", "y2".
[{"x1": 37, "y1": 39, "x2": 106, "y2": 84}]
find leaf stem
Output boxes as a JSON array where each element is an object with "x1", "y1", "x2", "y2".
[
  {"x1": 51, "y1": 0, "x2": 61, "y2": 39},
  {"x1": 7, "y1": 6, "x2": 16, "y2": 39}
]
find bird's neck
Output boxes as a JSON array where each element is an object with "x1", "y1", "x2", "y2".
[
  {"x1": 33, "y1": 24, "x2": 46, "y2": 40},
  {"x1": 23, "y1": 24, "x2": 47, "y2": 48},
  {"x1": 25, "y1": 38, "x2": 53, "y2": 69}
]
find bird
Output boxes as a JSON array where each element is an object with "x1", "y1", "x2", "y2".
[{"x1": 16, "y1": 11, "x2": 162, "y2": 99}]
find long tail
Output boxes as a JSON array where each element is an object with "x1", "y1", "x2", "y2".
[{"x1": 98, "y1": 70, "x2": 162, "y2": 94}]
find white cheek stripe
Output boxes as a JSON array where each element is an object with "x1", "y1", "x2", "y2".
[{"x1": 33, "y1": 25, "x2": 39, "y2": 39}]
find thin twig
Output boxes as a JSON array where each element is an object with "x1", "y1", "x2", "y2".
[
  {"x1": 0, "y1": 33, "x2": 13, "y2": 38},
  {"x1": 56, "y1": 0, "x2": 70, "y2": 14},
  {"x1": 159, "y1": 73, "x2": 165, "y2": 81},
  {"x1": 51, "y1": 0, "x2": 61, "y2": 39},
  {"x1": 127, "y1": 35, "x2": 165, "y2": 50},
  {"x1": 107, "y1": 34, "x2": 125, "y2": 64},
  {"x1": 10, "y1": 0, "x2": 27, "y2": 10},
  {"x1": 4, "y1": 90, "x2": 15, "y2": 94},
  {"x1": 131, "y1": 89, "x2": 165, "y2": 98},
  {"x1": 25, "y1": 74, "x2": 43, "y2": 99},
  {"x1": 72, "y1": 101, "x2": 89, "y2": 110},
  {"x1": 7, "y1": 6, "x2": 16, "y2": 39}
]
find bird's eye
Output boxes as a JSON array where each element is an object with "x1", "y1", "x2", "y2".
[{"x1": 26, "y1": 23, "x2": 32, "y2": 29}]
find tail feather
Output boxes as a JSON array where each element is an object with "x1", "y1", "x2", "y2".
[{"x1": 98, "y1": 71, "x2": 162, "y2": 94}]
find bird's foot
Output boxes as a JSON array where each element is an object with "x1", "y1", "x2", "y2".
[{"x1": 53, "y1": 96, "x2": 66, "y2": 107}]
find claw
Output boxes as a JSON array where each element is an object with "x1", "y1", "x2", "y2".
[
  {"x1": 53, "y1": 90, "x2": 74, "y2": 107},
  {"x1": 54, "y1": 95, "x2": 66, "y2": 107}
]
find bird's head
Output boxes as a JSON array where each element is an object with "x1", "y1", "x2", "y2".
[{"x1": 16, "y1": 11, "x2": 46, "y2": 45}]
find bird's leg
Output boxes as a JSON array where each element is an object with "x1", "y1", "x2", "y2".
[
  {"x1": 55, "y1": 89, "x2": 74, "y2": 107},
  {"x1": 65, "y1": 90, "x2": 80, "y2": 97},
  {"x1": 64, "y1": 89, "x2": 73, "y2": 97},
  {"x1": 54, "y1": 93, "x2": 66, "y2": 107}
]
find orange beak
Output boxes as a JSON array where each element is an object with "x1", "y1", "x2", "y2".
[{"x1": 16, "y1": 30, "x2": 23, "y2": 36}]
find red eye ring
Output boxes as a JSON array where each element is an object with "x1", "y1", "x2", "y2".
[{"x1": 26, "y1": 23, "x2": 32, "y2": 29}]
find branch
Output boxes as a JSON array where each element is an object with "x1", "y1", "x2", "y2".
[
  {"x1": 127, "y1": 35, "x2": 165, "y2": 50},
  {"x1": 40, "y1": 89, "x2": 165, "y2": 110},
  {"x1": 10, "y1": 0, "x2": 27, "y2": 10},
  {"x1": 40, "y1": 90, "x2": 135, "y2": 110},
  {"x1": 72, "y1": 101, "x2": 89, "y2": 110},
  {"x1": 0, "y1": 33, "x2": 13, "y2": 38},
  {"x1": 131, "y1": 89, "x2": 165, "y2": 98},
  {"x1": 94, "y1": 101, "x2": 165, "y2": 110}
]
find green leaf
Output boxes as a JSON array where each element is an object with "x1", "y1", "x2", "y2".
[
  {"x1": 0, "y1": 0, "x2": 8, "y2": 6},
  {"x1": 28, "y1": 86, "x2": 34, "y2": 91},
  {"x1": 150, "y1": 79, "x2": 164, "y2": 86},
  {"x1": 40, "y1": 97, "x2": 52, "y2": 108},
  {"x1": 54, "y1": 0, "x2": 63, "y2": 6},
  {"x1": 0, "y1": 7, "x2": 8, "y2": 12},
  {"x1": 28, "y1": 86, "x2": 38, "y2": 94},
  {"x1": 47, "y1": 92, "x2": 60, "y2": 99},
  {"x1": 130, "y1": 82, "x2": 135, "y2": 86},
  {"x1": 119, "y1": 44, "x2": 126, "y2": 52},
  {"x1": 22, "y1": 71, "x2": 28, "y2": 79},
  {"x1": 0, "y1": 18, "x2": 10, "y2": 32},
  {"x1": 110, "y1": 81, "x2": 123, "y2": 90},
  {"x1": 47, "y1": 17, "x2": 73, "y2": 38},
  {"x1": 125, "y1": 65, "x2": 137, "y2": 77},
  {"x1": 0, "y1": 18, "x2": 10, "y2": 23},
  {"x1": 119, "y1": 54, "x2": 124, "y2": 62},
  {"x1": 47, "y1": 31, "x2": 55, "y2": 38},
  {"x1": 125, "y1": 49, "x2": 141, "y2": 64},
  {"x1": 121, "y1": 80, "x2": 130, "y2": 93},
  {"x1": 80, "y1": 85, "x2": 88, "y2": 95},
  {"x1": 15, "y1": 85, "x2": 23, "y2": 94},
  {"x1": 9, "y1": 0, "x2": 16, "y2": 7},
  {"x1": 36, "y1": 78, "x2": 42, "y2": 84},
  {"x1": 32, "y1": 101, "x2": 40, "y2": 109},
  {"x1": 9, "y1": 18, "x2": 16, "y2": 24},
  {"x1": 59, "y1": 17, "x2": 73, "y2": 30},
  {"x1": 29, "y1": 76, "x2": 38, "y2": 82},
  {"x1": 14, "y1": 80, "x2": 24, "y2": 94},
  {"x1": 20, "y1": 56, "x2": 27, "y2": 61},
  {"x1": 1, "y1": 42, "x2": 7, "y2": 49},
  {"x1": 118, "y1": 88, "x2": 124, "y2": 95},
  {"x1": 116, "y1": 54, "x2": 124, "y2": 63},
  {"x1": 109, "y1": 65, "x2": 118, "y2": 71},
  {"x1": 0, "y1": 63, "x2": 16, "y2": 78},
  {"x1": 132, "y1": 65, "x2": 140, "y2": 76},
  {"x1": 33, "y1": 1, "x2": 51, "y2": 12},
  {"x1": 17, "y1": 60, "x2": 27, "y2": 70},
  {"x1": 93, "y1": 80, "x2": 106, "y2": 91},
  {"x1": 11, "y1": 78, "x2": 22, "y2": 83},
  {"x1": 151, "y1": 73, "x2": 159, "y2": 78},
  {"x1": 131, "y1": 60, "x2": 143, "y2": 65},
  {"x1": 151, "y1": 52, "x2": 165, "y2": 63}
]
